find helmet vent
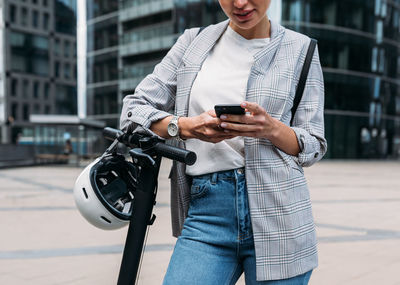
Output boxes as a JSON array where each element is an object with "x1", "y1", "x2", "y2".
[
  {"x1": 82, "y1": 188, "x2": 88, "y2": 199},
  {"x1": 101, "y1": 216, "x2": 112, "y2": 224}
]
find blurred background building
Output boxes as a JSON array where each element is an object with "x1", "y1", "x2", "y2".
[
  {"x1": 83, "y1": 0, "x2": 227, "y2": 127},
  {"x1": 83, "y1": 0, "x2": 400, "y2": 159},
  {"x1": 280, "y1": 0, "x2": 400, "y2": 159},
  {"x1": 0, "y1": 0, "x2": 399, "y2": 165},
  {"x1": 0, "y1": 0, "x2": 78, "y2": 144}
]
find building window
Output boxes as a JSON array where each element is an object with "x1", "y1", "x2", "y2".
[
  {"x1": 34, "y1": 104, "x2": 40, "y2": 114},
  {"x1": 9, "y1": 4, "x2": 16, "y2": 23},
  {"x1": 64, "y1": 63, "x2": 71, "y2": 79},
  {"x1": 33, "y1": 57, "x2": 49, "y2": 76},
  {"x1": 43, "y1": 13, "x2": 49, "y2": 30},
  {"x1": 55, "y1": 84, "x2": 77, "y2": 114},
  {"x1": 55, "y1": 0, "x2": 76, "y2": 35},
  {"x1": 44, "y1": 83, "x2": 49, "y2": 99},
  {"x1": 64, "y1": 41, "x2": 70, "y2": 58},
  {"x1": 33, "y1": 82, "x2": 39, "y2": 98},
  {"x1": 23, "y1": 80, "x2": 29, "y2": 98},
  {"x1": 21, "y1": 8, "x2": 28, "y2": 26},
  {"x1": 23, "y1": 104, "x2": 29, "y2": 121},
  {"x1": 45, "y1": 105, "x2": 50, "y2": 114},
  {"x1": 11, "y1": 79, "x2": 18, "y2": 96},
  {"x1": 33, "y1": 0, "x2": 38, "y2": 4},
  {"x1": 33, "y1": 36, "x2": 48, "y2": 50},
  {"x1": 55, "y1": 61, "x2": 60, "y2": 77},
  {"x1": 32, "y1": 10, "x2": 39, "y2": 28},
  {"x1": 43, "y1": 0, "x2": 48, "y2": 7},
  {"x1": 10, "y1": 32, "x2": 49, "y2": 76},
  {"x1": 12, "y1": 103, "x2": 18, "y2": 121},
  {"x1": 54, "y1": 39, "x2": 60, "y2": 56}
]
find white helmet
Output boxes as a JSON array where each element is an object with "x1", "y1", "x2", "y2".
[{"x1": 74, "y1": 154, "x2": 138, "y2": 230}]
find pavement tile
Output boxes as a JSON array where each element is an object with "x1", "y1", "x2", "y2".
[{"x1": 0, "y1": 160, "x2": 399, "y2": 284}]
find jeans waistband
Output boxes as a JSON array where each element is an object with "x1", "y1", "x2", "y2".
[{"x1": 190, "y1": 168, "x2": 245, "y2": 184}]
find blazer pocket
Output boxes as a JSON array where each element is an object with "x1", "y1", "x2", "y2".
[{"x1": 274, "y1": 146, "x2": 304, "y2": 175}]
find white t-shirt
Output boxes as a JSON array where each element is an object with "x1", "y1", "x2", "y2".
[{"x1": 185, "y1": 26, "x2": 270, "y2": 176}]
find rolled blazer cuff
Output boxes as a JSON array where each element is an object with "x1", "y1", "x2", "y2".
[
  {"x1": 120, "y1": 109, "x2": 171, "y2": 139},
  {"x1": 291, "y1": 126, "x2": 327, "y2": 167}
]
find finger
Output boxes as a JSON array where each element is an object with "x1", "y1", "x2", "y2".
[
  {"x1": 202, "y1": 128, "x2": 235, "y2": 138},
  {"x1": 222, "y1": 130, "x2": 259, "y2": 138},
  {"x1": 207, "y1": 109, "x2": 217, "y2": 117},
  {"x1": 203, "y1": 119, "x2": 222, "y2": 131},
  {"x1": 242, "y1": 101, "x2": 265, "y2": 115},
  {"x1": 220, "y1": 114, "x2": 255, "y2": 124},
  {"x1": 220, "y1": 122, "x2": 261, "y2": 132}
]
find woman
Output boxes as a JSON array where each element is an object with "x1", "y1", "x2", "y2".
[{"x1": 120, "y1": 0, "x2": 327, "y2": 283}]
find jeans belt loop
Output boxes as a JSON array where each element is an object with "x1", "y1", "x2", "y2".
[{"x1": 211, "y1": 172, "x2": 218, "y2": 184}]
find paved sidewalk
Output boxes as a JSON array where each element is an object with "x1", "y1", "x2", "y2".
[{"x1": 0, "y1": 160, "x2": 399, "y2": 284}]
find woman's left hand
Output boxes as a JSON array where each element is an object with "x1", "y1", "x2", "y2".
[{"x1": 219, "y1": 101, "x2": 278, "y2": 140}]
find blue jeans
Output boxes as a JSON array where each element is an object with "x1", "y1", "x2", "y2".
[{"x1": 163, "y1": 168, "x2": 312, "y2": 285}]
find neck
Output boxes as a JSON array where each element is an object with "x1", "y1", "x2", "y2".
[{"x1": 229, "y1": 15, "x2": 271, "y2": 40}]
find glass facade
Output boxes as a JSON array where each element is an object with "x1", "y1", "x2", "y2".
[
  {"x1": 85, "y1": 0, "x2": 227, "y2": 126},
  {"x1": 55, "y1": 0, "x2": 77, "y2": 35},
  {"x1": 83, "y1": 0, "x2": 400, "y2": 159},
  {"x1": 282, "y1": 0, "x2": 400, "y2": 159},
  {"x1": 86, "y1": 0, "x2": 119, "y2": 122},
  {"x1": 0, "y1": 3, "x2": 5, "y2": 142},
  {"x1": 10, "y1": 32, "x2": 49, "y2": 76},
  {"x1": 118, "y1": 0, "x2": 226, "y2": 94},
  {"x1": 55, "y1": 85, "x2": 77, "y2": 114},
  {"x1": 1, "y1": 0, "x2": 78, "y2": 143},
  {"x1": 87, "y1": 0, "x2": 118, "y2": 20}
]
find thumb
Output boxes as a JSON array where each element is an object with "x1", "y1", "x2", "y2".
[{"x1": 241, "y1": 101, "x2": 264, "y2": 114}]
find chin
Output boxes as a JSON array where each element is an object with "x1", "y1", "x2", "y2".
[{"x1": 231, "y1": 20, "x2": 257, "y2": 30}]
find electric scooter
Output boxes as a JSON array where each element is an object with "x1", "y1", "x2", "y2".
[{"x1": 102, "y1": 127, "x2": 196, "y2": 285}]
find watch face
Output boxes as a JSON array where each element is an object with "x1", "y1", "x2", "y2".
[{"x1": 168, "y1": 124, "x2": 178, "y2": 137}]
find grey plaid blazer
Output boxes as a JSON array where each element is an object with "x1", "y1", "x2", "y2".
[{"x1": 120, "y1": 19, "x2": 327, "y2": 281}]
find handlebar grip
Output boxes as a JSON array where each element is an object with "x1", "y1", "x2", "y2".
[
  {"x1": 154, "y1": 143, "x2": 197, "y2": 165},
  {"x1": 103, "y1": 127, "x2": 124, "y2": 141},
  {"x1": 102, "y1": 127, "x2": 197, "y2": 165}
]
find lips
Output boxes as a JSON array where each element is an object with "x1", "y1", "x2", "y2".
[{"x1": 233, "y1": 9, "x2": 255, "y2": 22}]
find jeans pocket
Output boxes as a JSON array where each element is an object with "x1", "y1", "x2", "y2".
[{"x1": 190, "y1": 178, "x2": 210, "y2": 199}]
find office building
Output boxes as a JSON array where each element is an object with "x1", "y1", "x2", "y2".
[
  {"x1": 83, "y1": 0, "x2": 226, "y2": 128},
  {"x1": 83, "y1": 0, "x2": 400, "y2": 159},
  {"x1": 281, "y1": 0, "x2": 400, "y2": 158},
  {"x1": 0, "y1": 0, "x2": 77, "y2": 144}
]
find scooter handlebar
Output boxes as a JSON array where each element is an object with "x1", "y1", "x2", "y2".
[
  {"x1": 102, "y1": 127, "x2": 197, "y2": 165},
  {"x1": 153, "y1": 142, "x2": 196, "y2": 165},
  {"x1": 103, "y1": 127, "x2": 124, "y2": 142}
]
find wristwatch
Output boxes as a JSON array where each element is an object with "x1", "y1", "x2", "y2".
[{"x1": 167, "y1": 115, "x2": 182, "y2": 140}]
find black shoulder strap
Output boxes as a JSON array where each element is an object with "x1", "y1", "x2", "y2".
[
  {"x1": 290, "y1": 38, "x2": 318, "y2": 126},
  {"x1": 197, "y1": 26, "x2": 205, "y2": 36}
]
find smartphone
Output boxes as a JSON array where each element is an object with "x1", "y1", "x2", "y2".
[{"x1": 214, "y1": 104, "x2": 245, "y2": 118}]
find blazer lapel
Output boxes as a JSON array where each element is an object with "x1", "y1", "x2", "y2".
[
  {"x1": 175, "y1": 20, "x2": 230, "y2": 117},
  {"x1": 252, "y1": 20, "x2": 285, "y2": 75}
]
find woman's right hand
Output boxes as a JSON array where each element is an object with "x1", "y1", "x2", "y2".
[{"x1": 180, "y1": 110, "x2": 236, "y2": 143}]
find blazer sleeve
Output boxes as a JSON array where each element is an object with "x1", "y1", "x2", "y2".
[
  {"x1": 119, "y1": 28, "x2": 198, "y2": 136},
  {"x1": 291, "y1": 44, "x2": 328, "y2": 167}
]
